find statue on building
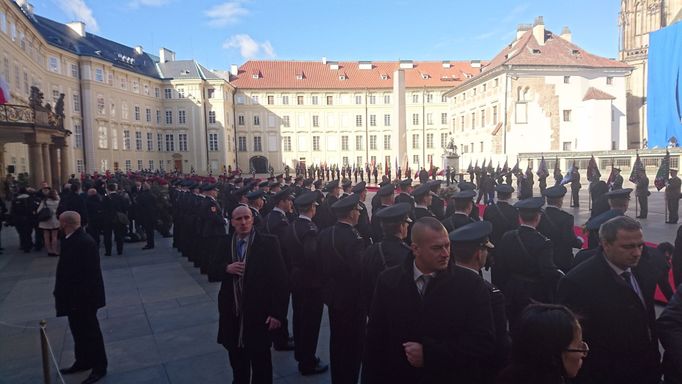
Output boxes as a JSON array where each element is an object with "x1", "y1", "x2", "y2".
[
  {"x1": 28, "y1": 86, "x2": 44, "y2": 109},
  {"x1": 54, "y1": 93, "x2": 65, "y2": 118}
]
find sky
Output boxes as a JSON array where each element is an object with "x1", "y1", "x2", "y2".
[{"x1": 29, "y1": 0, "x2": 622, "y2": 71}]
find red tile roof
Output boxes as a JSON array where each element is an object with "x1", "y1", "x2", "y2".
[
  {"x1": 229, "y1": 60, "x2": 487, "y2": 89},
  {"x1": 583, "y1": 87, "x2": 616, "y2": 101}
]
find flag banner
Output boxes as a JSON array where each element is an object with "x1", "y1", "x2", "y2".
[
  {"x1": 561, "y1": 162, "x2": 575, "y2": 185},
  {"x1": 629, "y1": 153, "x2": 645, "y2": 184},
  {"x1": 537, "y1": 156, "x2": 549, "y2": 178},
  {"x1": 553, "y1": 157, "x2": 562, "y2": 180},
  {"x1": 586, "y1": 155, "x2": 601, "y2": 182},
  {"x1": 467, "y1": 160, "x2": 473, "y2": 173},
  {"x1": 606, "y1": 159, "x2": 616, "y2": 185},
  {"x1": 655, "y1": 150, "x2": 670, "y2": 190}
]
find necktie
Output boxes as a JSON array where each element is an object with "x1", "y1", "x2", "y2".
[
  {"x1": 620, "y1": 271, "x2": 634, "y2": 290},
  {"x1": 418, "y1": 275, "x2": 431, "y2": 296},
  {"x1": 237, "y1": 239, "x2": 246, "y2": 261}
]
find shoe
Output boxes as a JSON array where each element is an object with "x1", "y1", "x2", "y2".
[
  {"x1": 299, "y1": 358, "x2": 329, "y2": 376},
  {"x1": 59, "y1": 364, "x2": 91, "y2": 375},
  {"x1": 142, "y1": 246, "x2": 154, "y2": 250},
  {"x1": 273, "y1": 339, "x2": 295, "y2": 351},
  {"x1": 81, "y1": 371, "x2": 106, "y2": 384}
]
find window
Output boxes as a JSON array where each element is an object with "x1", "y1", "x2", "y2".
[
  {"x1": 208, "y1": 133, "x2": 217, "y2": 151},
  {"x1": 326, "y1": 95, "x2": 333, "y2": 105},
  {"x1": 283, "y1": 137, "x2": 292, "y2": 152},
  {"x1": 606, "y1": 77, "x2": 613, "y2": 85},
  {"x1": 174, "y1": 88, "x2": 184, "y2": 98},
  {"x1": 254, "y1": 136, "x2": 262, "y2": 151},
  {"x1": 426, "y1": 113, "x2": 433, "y2": 125},
  {"x1": 412, "y1": 94, "x2": 419, "y2": 103},
  {"x1": 156, "y1": 110, "x2": 161, "y2": 124},
  {"x1": 563, "y1": 76, "x2": 570, "y2": 84},
  {"x1": 137, "y1": 160, "x2": 143, "y2": 171},
  {"x1": 471, "y1": 112, "x2": 476, "y2": 129},
  {"x1": 48, "y1": 57, "x2": 59, "y2": 73},
  {"x1": 238, "y1": 115, "x2": 245, "y2": 125},
  {"x1": 72, "y1": 94, "x2": 80, "y2": 112},
  {"x1": 412, "y1": 113, "x2": 419, "y2": 125},
  {"x1": 441, "y1": 113, "x2": 447, "y2": 125},
  {"x1": 384, "y1": 114, "x2": 391, "y2": 126},
  {"x1": 460, "y1": 116, "x2": 465, "y2": 131},
  {"x1": 135, "y1": 106, "x2": 141, "y2": 121},
  {"x1": 282, "y1": 95, "x2": 289, "y2": 105},
  {"x1": 149, "y1": 160, "x2": 154, "y2": 170},
  {"x1": 370, "y1": 114, "x2": 376, "y2": 126},
  {"x1": 98, "y1": 126, "x2": 108, "y2": 148},
  {"x1": 0, "y1": 12, "x2": 5, "y2": 33},
  {"x1": 356, "y1": 115, "x2": 363, "y2": 127},
  {"x1": 52, "y1": 89, "x2": 60, "y2": 104},
  {"x1": 355, "y1": 95, "x2": 362, "y2": 104},
  {"x1": 178, "y1": 110, "x2": 186, "y2": 124},
  {"x1": 157, "y1": 133, "x2": 162, "y2": 152},
  {"x1": 267, "y1": 95, "x2": 274, "y2": 105},
  {"x1": 312, "y1": 95, "x2": 319, "y2": 105},
  {"x1": 369, "y1": 95, "x2": 376, "y2": 104},
  {"x1": 208, "y1": 111, "x2": 216, "y2": 124},
  {"x1": 121, "y1": 104, "x2": 129, "y2": 120},
  {"x1": 515, "y1": 103, "x2": 528, "y2": 124},
  {"x1": 125, "y1": 160, "x2": 132, "y2": 171},
  {"x1": 357, "y1": 156, "x2": 363, "y2": 166},
  {"x1": 146, "y1": 108, "x2": 151, "y2": 122},
  {"x1": 147, "y1": 132, "x2": 153, "y2": 151},
  {"x1": 312, "y1": 115, "x2": 319, "y2": 127},
  {"x1": 441, "y1": 94, "x2": 448, "y2": 103},
  {"x1": 481, "y1": 109, "x2": 486, "y2": 127},
  {"x1": 132, "y1": 81, "x2": 139, "y2": 93},
  {"x1": 97, "y1": 95, "x2": 105, "y2": 115},
  {"x1": 71, "y1": 63, "x2": 79, "y2": 78},
  {"x1": 251, "y1": 95, "x2": 258, "y2": 104},
  {"x1": 76, "y1": 160, "x2": 84, "y2": 173},
  {"x1": 480, "y1": 141, "x2": 484, "y2": 152},
  {"x1": 120, "y1": 77, "x2": 127, "y2": 90},
  {"x1": 144, "y1": 84, "x2": 149, "y2": 96},
  {"x1": 494, "y1": 78, "x2": 499, "y2": 87},
  {"x1": 297, "y1": 95, "x2": 304, "y2": 105},
  {"x1": 473, "y1": 88, "x2": 477, "y2": 96},
  {"x1": 165, "y1": 110, "x2": 172, "y2": 124},
  {"x1": 370, "y1": 135, "x2": 377, "y2": 150},
  {"x1": 123, "y1": 130, "x2": 131, "y2": 150},
  {"x1": 563, "y1": 141, "x2": 572, "y2": 151},
  {"x1": 313, "y1": 136, "x2": 321, "y2": 151},
  {"x1": 384, "y1": 135, "x2": 391, "y2": 150},
  {"x1": 254, "y1": 115, "x2": 260, "y2": 126},
  {"x1": 413, "y1": 155, "x2": 419, "y2": 164},
  {"x1": 492, "y1": 106, "x2": 498, "y2": 124},
  {"x1": 483, "y1": 84, "x2": 487, "y2": 92},
  {"x1": 356, "y1": 135, "x2": 363, "y2": 150},
  {"x1": 155, "y1": 87, "x2": 160, "y2": 98},
  {"x1": 135, "y1": 131, "x2": 142, "y2": 150},
  {"x1": 342, "y1": 136, "x2": 349, "y2": 151},
  {"x1": 563, "y1": 110, "x2": 572, "y2": 122},
  {"x1": 74, "y1": 123, "x2": 83, "y2": 148},
  {"x1": 165, "y1": 134, "x2": 175, "y2": 152},
  {"x1": 441, "y1": 133, "x2": 448, "y2": 148},
  {"x1": 164, "y1": 88, "x2": 172, "y2": 99},
  {"x1": 426, "y1": 93, "x2": 433, "y2": 103},
  {"x1": 412, "y1": 134, "x2": 420, "y2": 149},
  {"x1": 427, "y1": 133, "x2": 434, "y2": 148},
  {"x1": 384, "y1": 95, "x2": 391, "y2": 104},
  {"x1": 342, "y1": 157, "x2": 349, "y2": 166},
  {"x1": 282, "y1": 115, "x2": 290, "y2": 127},
  {"x1": 238, "y1": 136, "x2": 247, "y2": 151}
]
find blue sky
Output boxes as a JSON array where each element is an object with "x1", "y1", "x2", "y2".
[{"x1": 30, "y1": 0, "x2": 622, "y2": 71}]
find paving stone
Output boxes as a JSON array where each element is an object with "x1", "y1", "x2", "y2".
[
  {"x1": 153, "y1": 322, "x2": 223, "y2": 363},
  {"x1": 146, "y1": 300, "x2": 218, "y2": 334}
]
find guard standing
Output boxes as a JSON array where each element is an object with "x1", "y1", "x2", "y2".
[
  {"x1": 635, "y1": 173, "x2": 650, "y2": 219},
  {"x1": 482, "y1": 184, "x2": 519, "y2": 248},
  {"x1": 428, "y1": 180, "x2": 445, "y2": 220},
  {"x1": 411, "y1": 184, "x2": 435, "y2": 220},
  {"x1": 667, "y1": 168, "x2": 681, "y2": 224},
  {"x1": 351, "y1": 181, "x2": 372, "y2": 246},
  {"x1": 370, "y1": 183, "x2": 396, "y2": 242},
  {"x1": 537, "y1": 185, "x2": 583, "y2": 273},
  {"x1": 570, "y1": 166, "x2": 581, "y2": 208},
  {"x1": 610, "y1": 168, "x2": 624, "y2": 190},
  {"x1": 441, "y1": 190, "x2": 476, "y2": 233}
]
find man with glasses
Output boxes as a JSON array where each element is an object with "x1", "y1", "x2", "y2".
[{"x1": 557, "y1": 216, "x2": 661, "y2": 384}]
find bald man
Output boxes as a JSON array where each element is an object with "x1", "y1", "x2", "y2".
[
  {"x1": 210, "y1": 205, "x2": 289, "y2": 384},
  {"x1": 54, "y1": 211, "x2": 108, "y2": 384}
]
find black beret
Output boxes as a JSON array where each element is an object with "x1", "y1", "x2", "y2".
[
  {"x1": 331, "y1": 193, "x2": 361, "y2": 213},
  {"x1": 377, "y1": 184, "x2": 396, "y2": 197},
  {"x1": 411, "y1": 184, "x2": 431, "y2": 198},
  {"x1": 351, "y1": 181, "x2": 366, "y2": 194},
  {"x1": 453, "y1": 190, "x2": 477, "y2": 200},
  {"x1": 514, "y1": 197, "x2": 545, "y2": 211},
  {"x1": 247, "y1": 190, "x2": 265, "y2": 200},
  {"x1": 448, "y1": 221, "x2": 494, "y2": 249},
  {"x1": 605, "y1": 188, "x2": 632, "y2": 199},
  {"x1": 294, "y1": 191, "x2": 319, "y2": 207},
  {"x1": 457, "y1": 182, "x2": 477, "y2": 191},
  {"x1": 543, "y1": 185, "x2": 567, "y2": 198},
  {"x1": 374, "y1": 203, "x2": 412, "y2": 223},
  {"x1": 495, "y1": 184, "x2": 515, "y2": 194}
]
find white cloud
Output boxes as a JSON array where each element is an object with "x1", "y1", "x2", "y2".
[
  {"x1": 205, "y1": 1, "x2": 249, "y2": 27},
  {"x1": 223, "y1": 34, "x2": 276, "y2": 59},
  {"x1": 128, "y1": 0, "x2": 172, "y2": 9},
  {"x1": 57, "y1": 0, "x2": 99, "y2": 32}
]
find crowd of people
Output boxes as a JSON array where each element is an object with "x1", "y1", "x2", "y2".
[{"x1": 9, "y1": 166, "x2": 681, "y2": 384}]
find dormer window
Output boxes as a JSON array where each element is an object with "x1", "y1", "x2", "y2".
[
  {"x1": 572, "y1": 49, "x2": 580, "y2": 55},
  {"x1": 180, "y1": 69, "x2": 190, "y2": 75},
  {"x1": 421, "y1": 72, "x2": 430, "y2": 80},
  {"x1": 339, "y1": 73, "x2": 347, "y2": 80},
  {"x1": 251, "y1": 70, "x2": 261, "y2": 79},
  {"x1": 532, "y1": 48, "x2": 541, "y2": 54},
  {"x1": 380, "y1": 73, "x2": 388, "y2": 80},
  {"x1": 295, "y1": 70, "x2": 304, "y2": 80}
]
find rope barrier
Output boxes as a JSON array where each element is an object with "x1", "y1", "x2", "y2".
[
  {"x1": 0, "y1": 320, "x2": 40, "y2": 329},
  {"x1": 0, "y1": 320, "x2": 66, "y2": 384},
  {"x1": 40, "y1": 323, "x2": 66, "y2": 384}
]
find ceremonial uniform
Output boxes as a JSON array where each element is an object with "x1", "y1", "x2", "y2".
[
  {"x1": 482, "y1": 200, "x2": 519, "y2": 247},
  {"x1": 537, "y1": 185, "x2": 583, "y2": 273},
  {"x1": 635, "y1": 174, "x2": 650, "y2": 218},
  {"x1": 667, "y1": 171, "x2": 681, "y2": 224},
  {"x1": 570, "y1": 169, "x2": 582, "y2": 207}
]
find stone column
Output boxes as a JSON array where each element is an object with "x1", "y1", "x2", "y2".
[
  {"x1": 42, "y1": 143, "x2": 52, "y2": 188},
  {"x1": 60, "y1": 144, "x2": 73, "y2": 182},
  {"x1": 28, "y1": 143, "x2": 44, "y2": 187},
  {"x1": 49, "y1": 145, "x2": 59, "y2": 188}
]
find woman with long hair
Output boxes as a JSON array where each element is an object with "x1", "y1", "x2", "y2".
[
  {"x1": 37, "y1": 188, "x2": 60, "y2": 256},
  {"x1": 497, "y1": 303, "x2": 587, "y2": 384}
]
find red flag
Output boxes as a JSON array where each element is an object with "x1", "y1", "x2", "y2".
[{"x1": 0, "y1": 75, "x2": 10, "y2": 105}]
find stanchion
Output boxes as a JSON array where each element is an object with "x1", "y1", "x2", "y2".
[{"x1": 40, "y1": 320, "x2": 51, "y2": 384}]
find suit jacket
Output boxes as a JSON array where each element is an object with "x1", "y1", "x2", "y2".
[
  {"x1": 364, "y1": 258, "x2": 495, "y2": 384},
  {"x1": 210, "y1": 231, "x2": 289, "y2": 350},
  {"x1": 414, "y1": 206, "x2": 435, "y2": 220},
  {"x1": 556, "y1": 250, "x2": 661, "y2": 384},
  {"x1": 441, "y1": 213, "x2": 474, "y2": 233},
  {"x1": 361, "y1": 235, "x2": 411, "y2": 311},
  {"x1": 482, "y1": 201, "x2": 519, "y2": 246},
  {"x1": 537, "y1": 206, "x2": 582, "y2": 273},
  {"x1": 657, "y1": 284, "x2": 682, "y2": 384},
  {"x1": 53, "y1": 228, "x2": 105, "y2": 316}
]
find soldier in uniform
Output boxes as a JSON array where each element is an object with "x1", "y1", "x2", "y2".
[
  {"x1": 635, "y1": 172, "x2": 650, "y2": 219},
  {"x1": 570, "y1": 166, "x2": 581, "y2": 208},
  {"x1": 246, "y1": 190, "x2": 265, "y2": 229},
  {"x1": 285, "y1": 192, "x2": 329, "y2": 376},
  {"x1": 492, "y1": 197, "x2": 563, "y2": 326},
  {"x1": 199, "y1": 184, "x2": 227, "y2": 275},
  {"x1": 446, "y1": 182, "x2": 480, "y2": 221},
  {"x1": 483, "y1": 184, "x2": 519, "y2": 248},
  {"x1": 441, "y1": 190, "x2": 476, "y2": 233},
  {"x1": 667, "y1": 168, "x2": 681, "y2": 224},
  {"x1": 449, "y1": 221, "x2": 510, "y2": 383},
  {"x1": 428, "y1": 180, "x2": 445, "y2": 220},
  {"x1": 370, "y1": 183, "x2": 396, "y2": 242},
  {"x1": 610, "y1": 167, "x2": 624, "y2": 190},
  {"x1": 584, "y1": 188, "x2": 631, "y2": 249},
  {"x1": 412, "y1": 184, "x2": 435, "y2": 220},
  {"x1": 341, "y1": 179, "x2": 352, "y2": 198},
  {"x1": 313, "y1": 179, "x2": 340, "y2": 230},
  {"x1": 351, "y1": 181, "x2": 372, "y2": 246},
  {"x1": 537, "y1": 185, "x2": 584, "y2": 273},
  {"x1": 370, "y1": 180, "x2": 389, "y2": 214},
  {"x1": 317, "y1": 194, "x2": 366, "y2": 384},
  {"x1": 395, "y1": 179, "x2": 415, "y2": 207}
]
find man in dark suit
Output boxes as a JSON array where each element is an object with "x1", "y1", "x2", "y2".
[
  {"x1": 317, "y1": 194, "x2": 366, "y2": 384},
  {"x1": 136, "y1": 182, "x2": 158, "y2": 250},
  {"x1": 363, "y1": 217, "x2": 495, "y2": 384},
  {"x1": 667, "y1": 169, "x2": 681, "y2": 224},
  {"x1": 411, "y1": 184, "x2": 435, "y2": 220},
  {"x1": 102, "y1": 183, "x2": 130, "y2": 256},
  {"x1": 635, "y1": 173, "x2": 650, "y2": 218},
  {"x1": 492, "y1": 197, "x2": 562, "y2": 325},
  {"x1": 557, "y1": 216, "x2": 661, "y2": 384},
  {"x1": 54, "y1": 211, "x2": 107, "y2": 384},
  {"x1": 483, "y1": 184, "x2": 519, "y2": 248},
  {"x1": 657, "y1": 283, "x2": 682, "y2": 384},
  {"x1": 537, "y1": 185, "x2": 584, "y2": 273},
  {"x1": 209, "y1": 205, "x2": 289, "y2": 384},
  {"x1": 441, "y1": 190, "x2": 476, "y2": 233},
  {"x1": 199, "y1": 184, "x2": 227, "y2": 274},
  {"x1": 428, "y1": 180, "x2": 445, "y2": 220}
]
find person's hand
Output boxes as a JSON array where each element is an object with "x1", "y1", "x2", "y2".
[
  {"x1": 403, "y1": 342, "x2": 424, "y2": 367},
  {"x1": 265, "y1": 316, "x2": 281, "y2": 331},
  {"x1": 226, "y1": 261, "x2": 245, "y2": 276}
]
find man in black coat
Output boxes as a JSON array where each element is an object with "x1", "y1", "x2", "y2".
[
  {"x1": 441, "y1": 190, "x2": 476, "y2": 233},
  {"x1": 85, "y1": 188, "x2": 105, "y2": 248},
  {"x1": 209, "y1": 205, "x2": 289, "y2": 384},
  {"x1": 557, "y1": 216, "x2": 661, "y2": 384},
  {"x1": 412, "y1": 184, "x2": 435, "y2": 220},
  {"x1": 428, "y1": 181, "x2": 445, "y2": 220},
  {"x1": 657, "y1": 283, "x2": 682, "y2": 384},
  {"x1": 363, "y1": 217, "x2": 496, "y2": 384},
  {"x1": 395, "y1": 178, "x2": 415, "y2": 208},
  {"x1": 199, "y1": 184, "x2": 227, "y2": 274},
  {"x1": 54, "y1": 211, "x2": 107, "y2": 384},
  {"x1": 135, "y1": 182, "x2": 158, "y2": 250},
  {"x1": 537, "y1": 185, "x2": 583, "y2": 273},
  {"x1": 102, "y1": 183, "x2": 130, "y2": 256}
]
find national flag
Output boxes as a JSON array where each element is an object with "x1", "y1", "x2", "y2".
[
  {"x1": 511, "y1": 159, "x2": 519, "y2": 174},
  {"x1": 487, "y1": 158, "x2": 493, "y2": 174},
  {"x1": 474, "y1": 160, "x2": 480, "y2": 173},
  {"x1": 429, "y1": 156, "x2": 434, "y2": 176},
  {"x1": 655, "y1": 150, "x2": 670, "y2": 191},
  {"x1": 606, "y1": 159, "x2": 616, "y2": 185},
  {"x1": 496, "y1": 162, "x2": 501, "y2": 174},
  {"x1": 629, "y1": 153, "x2": 645, "y2": 184},
  {"x1": 586, "y1": 155, "x2": 601, "y2": 182},
  {"x1": 481, "y1": 158, "x2": 487, "y2": 172},
  {"x1": 467, "y1": 160, "x2": 473, "y2": 173},
  {"x1": 561, "y1": 161, "x2": 576, "y2": 185},
  {"x1": 536, "y1": 156, "x2": 549, "y2": 178},
  {"x1": 502, "y1": 159, "x2": 509, "y2": 174},
  {"x1": 553, "y1": 157, "x2": 562, "y2": 180},
  {"x1": 0, "y1": 75, "x2": 10, "y2": 105}
]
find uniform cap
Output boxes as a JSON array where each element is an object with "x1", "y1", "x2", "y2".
[
  {"x1": 379, "y1": 180, "x2": 391, "y2": 187},
  {"x1": 331, "y1": 193, "x2": 361, "y2": 213},
  {"x1": 411, "y1": 184, "x2": 431, "y2": 198},
  {"x1": 448, "y1": 221, "x2": 494, "y2": 249},
  {"x1": 258, "y1": 181, "x2": 269, "y2": 188},
  {"x1": 374, "y1": 203, "x2": 412, "y2": 223},
  {"x1": 377, "y1": 183, "x2": 396, "y2": 197},
  {"x1": 303, "y1": 178, "x2": 314, "y2": 187},
  {"x1": 514, "y1": 197, "x2": 545, "y2": 211},
  {"x1": 323, "y1": 179, "x2": 340, "y2": 192},
  {"x1": 605, "y1": 188, "x2": 632, "y2": 200},
  {"x1": 585, "y1": 209, "x2": 625, "y2": 230},
  {"x1": 342, "y1": 179, "x2": 353, "y2": 188},
  {"x1": 453, "y1": 190, "x2": 477, "y2": 200},
  {"x1": 294, "y1": 191, "x2": 319, "y2": 207},
  {"x1": 457, "y1": 182, "x2": 477, "y2": 191},
  {"x1": 495, "y1": 184, "x2": 515, "y2": 194},
  {"x1": 273, "y1": 189, "x2": 295, "y2": 202},
  {"x1": 351, "y1": 181, "x2": 367, "y2": 194},
  {"x1": 247, "y1": 190, "x2": 265, "y2": 200},
  {"x1": 399, "y1": 178, "x2": 413, "y2": 188},
  {"x1": 543, "y1": 185, "x2": 567, "y2": 198}
]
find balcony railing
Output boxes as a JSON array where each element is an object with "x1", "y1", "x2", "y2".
[{"x1": 0, "y1": 104, "x2": 35, "y2": 125}]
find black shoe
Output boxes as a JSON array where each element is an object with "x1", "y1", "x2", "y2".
[
  {"x1": 81, "y1": 371, "x2": 106, "y2": 384},
  {"x1": 59, "y1": 364, "x2": 91, "y2": 375},
  {"x1": 273, "y1": 339, "x2": 295, "y2": 351},
  {"x1": 299, "y1": 359, "x2": 329, "y2": 376}
]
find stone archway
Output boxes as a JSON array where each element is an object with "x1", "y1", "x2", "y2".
[{"x1": 249, "y1": 156, "x2": 268, "y2": 173}]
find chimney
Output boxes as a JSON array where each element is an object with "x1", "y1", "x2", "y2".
[
  {"x1": 516, "y1": 24, "x2": 531, "y2": 41},
  {"x1": 134, "y1": 45, "x2": 143, "y2": 55},
  {"x1": 560, "y1": 26, "x2": 572, "y2": 42},
  {"x1": 159, "y1": 47, "x2": 175, "y2": 63},
  {"x1": 533, "y1": 16, "x2": 545, "y2": 46},
  {"x1": 322, "y1": 57, "x2": 327, "y2": 65},
  {"x1": 230, "y1": 64, "x2": 238, "y2": 76},
  {"x1": 66, "y1": 21, "x2": 86, "y2": 38}
]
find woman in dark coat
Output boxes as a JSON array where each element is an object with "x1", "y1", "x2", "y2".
[{"x1": 9, "y1": 187, "x2": 35, "y2": 252}]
